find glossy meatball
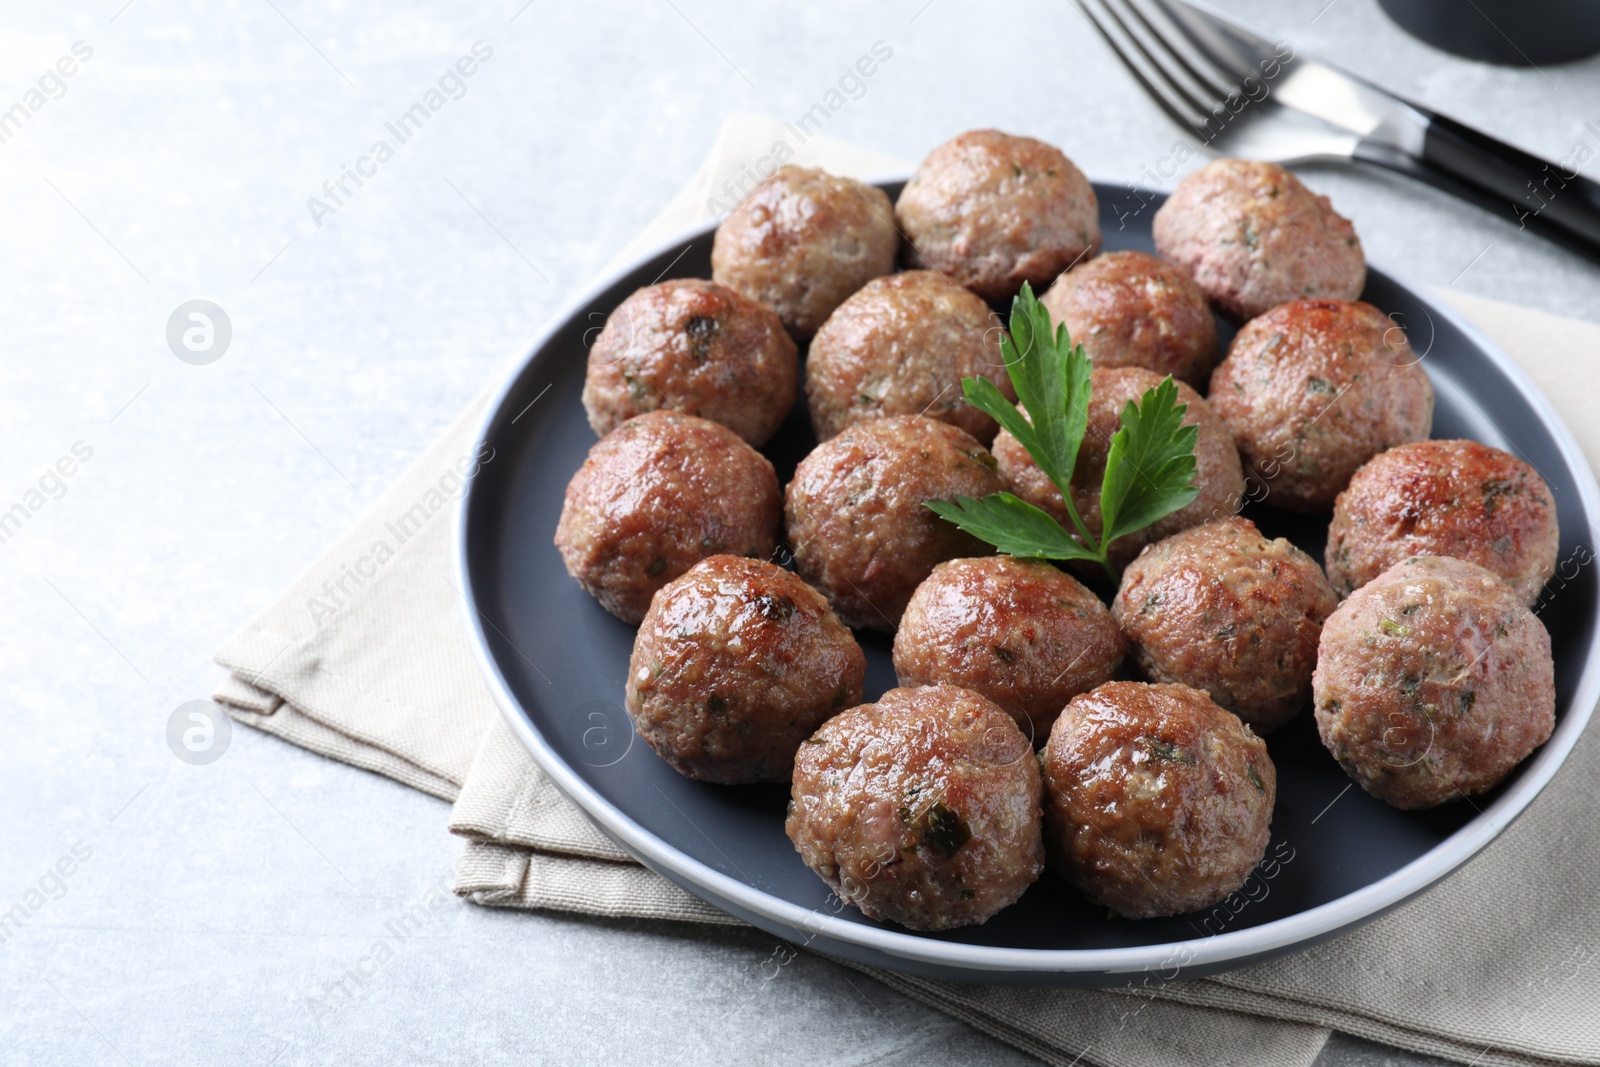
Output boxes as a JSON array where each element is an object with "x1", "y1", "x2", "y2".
[
  {"x1": 555, "y1": 411, "x2": 781, "y2": 624},
  {"x1": 896, "y1": 130, "x2": 1101, "y2": 302},
  {"x1": 626, "y1": 556, "x2": 866, "y2": 784},
  {"x1": 1153, "y1": 159, "x2": 1365, "y2": 320},
  {"x1": 893, "y1": 556, "x2": 1124, "y2": 742},
  {"x1": 1042, "y1": 681, "x2": 1275, "y2": 919},
  {"x1": 1313, "y1": 555, "x2": 1555, "y2": 810},
  {"x1": 786, "y1": 416, "x2": 1006, "y2": 631},
  {"x1": 805, "y1": 270, "x2": 1012, "y2": 443},
  {"x1": 787, "y1": 685, "x2": 1043, "y2": 931},
  {"x1": 1113, "y1": 518, "x2": 1338, "y2": 733},
  {"x1": 711, "y1": 165, "x2": 898, "y2": 340},
  {"x1": 1208, "y1": 299, "x2": 1434, "y2": 513},
  {"x1": 582, "y1": 278, "x2": 798, "y2": 447},
  {"x1": 1040, "y1": 250, "x2": 1219, "y2": 388},
  {"x1": 994, "y1": 366, "x2": 1245, "y2": 569},
  {"x1": 1326, "y1": 439, "x2": 1559, "y2": 605}
]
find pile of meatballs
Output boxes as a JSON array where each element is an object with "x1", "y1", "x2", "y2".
[{"x1": 555, "y1": 131, "x2": 1560, "y2": 933}]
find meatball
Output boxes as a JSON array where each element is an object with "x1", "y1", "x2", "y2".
[
  {"x1": 555, "y1": 411, "x2": 781, "y2": 624},
  {"x1": 582, "y1": 278, "x2": 798, "y2": 447},
  {"x1": 1326, "y1": 439, "x2": 1559, "y2": 606},
  {"x1": 1039, "y1": 250, "x2": 1219, "y2": 388},
  {"x1": 805, "y1": 270, "x2": 1012, "y2": 443},
  {"x1": 785, "y1": 416, "x2": 1006, "y2": 631},
  {"x1": 626, "y1": 556, "x2": 865, "y2": 784},
  {"x1": 893, "y1": 556, "x2": 1124, "y2": 741},
  {"x1": 1152, "y1": 159, "x2": 1366, "y2": 320},
  {"x1": 993, "y1": 366, "x2": 1245, "y2": 569},
  {"x1": 1112, "y1": 518, "x2": 1338, "y2": 732},
  {"x1": 1042, "y1": 681, "x2": 1275, "y2": 919},
  {"x1": 1313, "y1": 555, "x2": 1555, "y2": 810},
  {"x1": 896, "y1": 130, "x2": 1101, "y2": 302},
  {"x1": 787, "y1": 685, "x2": 1044, "y2": 930},
  {"x1": 711, "y1": 165, "x2": 898, "y2": 340},
  {"x1": 1208, "y1": 299, "x2": 1434, "y2": 513}
]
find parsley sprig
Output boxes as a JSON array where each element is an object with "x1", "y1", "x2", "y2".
[{"x1": 926, "y1": 282, "x2": 1201, "y2": 581}]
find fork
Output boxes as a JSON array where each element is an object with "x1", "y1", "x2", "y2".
[{"x1": 1076, "y1": 0, "x2": 1600, "y2": 261}]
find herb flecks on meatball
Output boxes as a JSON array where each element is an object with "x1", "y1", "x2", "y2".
[
  {"x1": 1326, "y1": 439, "x2": 1558, "y2": 605},
  {"x1": 895, "y1": 556, "x2": 1124, "y2": 741},
  {"x1": 785, "y1": 416, "x2": 1005, "y2": 631},
  {"x1": 1208, "y1": 299, "x2": 1433, "y2": 513},
  {"x1": 555, "y1": 410, "x2": 781, "y2": 625},
  {"x1": 712, "y1": 165, "x2": 898, "y2": 340},
  {"x1": 1313, "y1": 555, "x2": 1555, "y2": 810},
  {"x1": 1042, "y1": 681, "x2": 1276, "y2": 919},
  {"x1": 1153, "y1": 158, "x2": 1365, "y2": 320},
  {"x1": 1040, "y1": 250, "x2": 1219, "y2": 388},
  {"x1": 583, "y1": 278, "x2": 798, "y2": 447},
  {"x1": 627, "y1": 556, "x2": 865, "y2": 784},
  {"x1": 787, "y1": 684, "x2": 1044, "y2": 930},
  {"x1": 1113, "y1": 517, "x2": 1338, "y2": 732},
  {"x1": 805, "y1": 270, "x2": 1011, "y2": 444},
  {"x1": 897, "y1": 129, "x2": 1101, "y2": 302}
]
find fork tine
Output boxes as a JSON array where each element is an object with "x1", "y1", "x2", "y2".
[
  {"x1": 1122, "y1": 0, "x2": 1247, "y2": 102},
  {"x1": 1101, "y1": 0, "x2": 1233, "y2": 128},
  {"x1": 1074, "y1": 0, "x2": 1220, "y2": 140},
  {"x1": 1146, "y1": 0, "x2": 1272, "y2": 86}
]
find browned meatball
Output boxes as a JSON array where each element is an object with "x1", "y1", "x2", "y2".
[
  {"x1": 1040, "y1": 250, "x2": 1219, "y2": 388},
  {"x1": 893, "y1": 556, "x2": 1124, "y2": 742},
  {"x1": 787, "y1": 685, "x2": 1043, "y2": 930},
  {"x1": 785, "y1": 416, "x2": 1006, "y2": 631},
  {"x1": 626, "y1": 556, "x2": 865, "y2": 783},
  {"x1": 1042, "y1": 681, "x2": 1275, "y2": 919},
  {"x1": 1313, "y1": 555, "x2": 1555, "y2": 810},
  {"x1": 1208, "y1": 299, "x2": 1434, "y2": 513},
  {"x1": 711, "y1": 165, "x2": 898, "y2": 340},
  {"x1": 1326, "y1": 440, "x2": 1559, "y2": 605},
  {"x1": 555, "y1": 411, "x2": 781, "y2": 624},
  {"x1": 805, "y1": 270, "x2": 1012, "y2": 443},
  {"x1": 582, "y1": 279, "x2": 798, "y2": 447},
  {"x1": 1113, "y1": 518, "x2": 1338, "y2": 733},
  {"x1": 1152, "y1": 159, "x2": 1366, "y2": 320},
  {"x1": 993, "y1": 366, "x2": 1245, "y2": 569},
  {"x1": 896, "y1": 130, "x2": 1101, "y2": 302}
]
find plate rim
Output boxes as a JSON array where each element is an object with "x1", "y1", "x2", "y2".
[{"x1": 455, "y1": 175, "x2": 1600, "y2": 979}]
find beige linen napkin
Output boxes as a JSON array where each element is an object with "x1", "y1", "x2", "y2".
[{"x1": 215, "y1": 113, "x2": 1600, "y2": 1067}]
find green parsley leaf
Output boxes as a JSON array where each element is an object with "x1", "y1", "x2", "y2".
[
  {"x1": 1098, "y1": 377, "x2": 1201, "y2": 547},
  {"x1": 915, "y1": 802, "x2": 972, "y2": 860},
  {"x1": 988, "y1": 284, "x2": 1094, "y2": 509},
  {"x1": 1144, "y1": 737, "x2": 1197, "y2": 764},
  {"x1": 926, "y1": 494, "x2": 1100, "y2": 562}
]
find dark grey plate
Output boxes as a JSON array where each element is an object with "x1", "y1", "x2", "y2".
[{"x1": 456, "y1": 178, "x2": 1600, "y2": 985}]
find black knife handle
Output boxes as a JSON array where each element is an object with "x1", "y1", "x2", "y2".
[
  {"x1": 1418, "y1": 111, "x2": 1600, "y2": 258},
  {"x1": 1353, "y1": 139, "x2": 1510, "y2": 216}
]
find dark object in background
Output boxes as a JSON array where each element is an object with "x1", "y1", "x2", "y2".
[{"x1": 1377, "y1": 0, "x2": 1600, "y2": 65}]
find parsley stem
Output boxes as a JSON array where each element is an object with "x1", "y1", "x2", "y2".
[
  {"x1": 1051, "y1": 478, "x2": 1119, "y2": 582},
  {"x1": 1054, "y1": 482, "x2": 1098, "y2": 550},
  {"x1": 1094, "y1": 550, "x2": 1118, "y2": 584}
]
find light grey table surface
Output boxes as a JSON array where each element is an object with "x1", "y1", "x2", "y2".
[{"x1": 2, "y1": 2, "x2": 1596, "y2": 1064}]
